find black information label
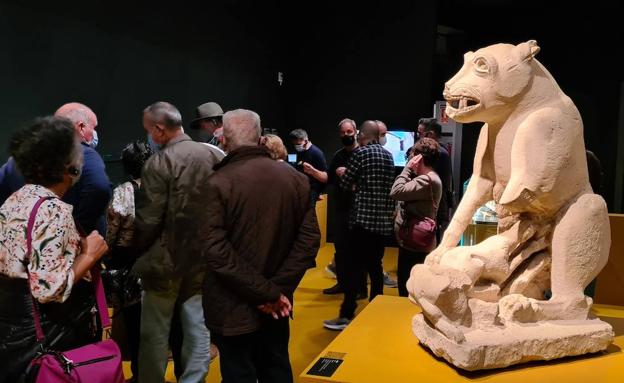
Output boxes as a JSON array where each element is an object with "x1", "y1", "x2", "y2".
[{"x1": 306, "y1": 357, "x2": 344, "y2": 377}]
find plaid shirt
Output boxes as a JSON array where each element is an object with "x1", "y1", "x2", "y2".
[{"x1": 340, "y1": 143, "x2": 396, "y2": 235}]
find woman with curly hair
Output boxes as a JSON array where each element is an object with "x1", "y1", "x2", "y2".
[
  {"x1": 0, "y1": 116, "x2": 108, "y2": 382},
  {"x1": 390, "y1": 138, "x2": 442, "y2": 297},
  {"x1": 261, "y1": 133, "x2": 288, "y2": 161}
]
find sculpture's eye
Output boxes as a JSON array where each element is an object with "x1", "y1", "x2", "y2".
[{"x1": 474, "y1": 57, "x2": 490, "y2": 74}]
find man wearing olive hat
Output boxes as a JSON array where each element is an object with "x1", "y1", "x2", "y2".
[{"x1": 190, "y1": 102, "x2": 226, "y2": 153}]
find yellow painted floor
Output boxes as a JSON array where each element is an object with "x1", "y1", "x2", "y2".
[
  {"x1": 123, "y1": 244, "x2": 400, "y2": 382},
  {"x1": 300, "y1": 296, "x2": 624, "y2": 383}
]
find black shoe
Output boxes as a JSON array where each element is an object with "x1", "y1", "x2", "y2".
[
  {"x1": 323, "y1": 283, "x2": 343, "y2": 295},
  {"x1": 356, "y1": 292, "x2": 368, "y2": 300}
]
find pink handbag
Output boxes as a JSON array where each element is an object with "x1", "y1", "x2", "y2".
[
  {"x1": 24, "y1": 197, "x2": 125, "y2": 383},
  {"x1": 396, "y1": 174, "x2": 438, "y2": 250}
]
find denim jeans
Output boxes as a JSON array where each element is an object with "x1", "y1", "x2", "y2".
[{"x1": 139, "y1": 291, "x2": 210, "y2": 383}]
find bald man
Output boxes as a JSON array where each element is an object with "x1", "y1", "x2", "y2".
[
  {"x1": 376, "y1": 120, "x2": 388, "y2": 146},
  {"x1": 54, "y1": 103, "x2": 111, "y2": 235},
  {"x1": 55, "y1": 102, "x2": 98, "y2": 146},
  {"x1": 324, "y1": 120, "x2": 395, "y2": 330},
  {"x1": 0, "y1": 103, "x2": 111, "y2": 234},
  {"x1": 135, "y1": 102, "x2": 223, "y2": 383}
]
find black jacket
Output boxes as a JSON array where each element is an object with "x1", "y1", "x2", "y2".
[{"x1": 200, "y1": 146, "x2": 320, "y2": 336}]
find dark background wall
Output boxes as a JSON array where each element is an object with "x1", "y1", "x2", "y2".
[
  {"x1": 0, "y1": 1, "x2": 437, "y2": 182},
  {"x1": 0, "y1": 0, "x2": 622, "y2": 210},
  {"x1": 278, "y1": 2, "x2": 437, "y2": 158},
  {"x1": 0, "y1": 0, "x2": 286, "y2": 183},
  {"x1": 435, "y1": 0, "x2": 624, "y2": 210}
]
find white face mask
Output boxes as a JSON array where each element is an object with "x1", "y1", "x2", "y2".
[
  {"x1": 88, "y1": 130, "x2": 99, "y2": 149},
  {"x1": 208, "y1": 134, "x2": 220, "y2": 147},
  {"x1": 379, "y1": 136, "x2": 387, "y2": 146},
  {"x1": 294, "y1": 144, "x2": 306, "y2": 152}
]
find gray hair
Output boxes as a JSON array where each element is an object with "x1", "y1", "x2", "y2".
[
  {"x1": 288, "y1": 129, "x2": 308, "y2": 140},
  {"x1": 143, "y1": 101, "x2": 183, "y2": 129},
  {"x1": 338, "y1": 118, "x2": 357, "y2": 130},
  {"x1": 223, "y1": 109, "x2": 262, "y2": 150}
]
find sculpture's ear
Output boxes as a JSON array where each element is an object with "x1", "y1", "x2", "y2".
[{"x1": 516, "y1": 40, "x2": 540, "y2": 62}]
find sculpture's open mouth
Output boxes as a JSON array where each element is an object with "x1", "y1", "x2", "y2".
[{"x1": 445, "y1": 94, "x2": 481, "y2": 117}]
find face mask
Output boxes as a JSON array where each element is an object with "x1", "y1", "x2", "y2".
[
  {"x1": 295, "y1": 144, "x2": 306, "y2": 152},
  {"x1": 88, "y1": 130, "x2": 99, "y2": 149},
  {"x1": 379, "y1": 136, "x2": 387, "y2": 146},
  {"x1": 341, "y1": 135, "x2": 355, "y2": 147},
  {"x1": 207, "y1": 135, "x2": 220, "y2": 146},
  {"x1": 147, "y1": 134, "x2": 162, "y2": 152}
]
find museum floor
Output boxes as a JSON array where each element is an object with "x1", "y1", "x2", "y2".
[{"x1": 121, "y1": 243, "x2": 401, "y2": 382}]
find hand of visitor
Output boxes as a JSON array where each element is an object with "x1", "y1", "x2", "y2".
[
  {"x1": 277, "y1": 294, "x2": 292, "y2": 314},
  {"x1": 407, "y1": 154, "x2": 422, "y2": 173},
  {"x1": 302, "y1": 162, "x2": 316, "y2": 175},
  {"x1": 335, "y1": 167, "x2": 347, "y2": 177},
  {"x1": 258, "y1": 294, "x2": 292, "y2": 319},
  {"x1": 82, "y1": 231, "x2": 108, "y2": 261}
]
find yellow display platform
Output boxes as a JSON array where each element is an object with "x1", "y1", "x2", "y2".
[
  {"x1": 300, "y1": 296, "x2": 624, "y2": 383},
  {"x1": 595, "y1": 214, "x2": 624, "y2": 306}
]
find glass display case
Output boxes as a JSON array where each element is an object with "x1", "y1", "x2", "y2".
[{"x1": 459, "y1": 177, "x2": 498, "y2": 246}]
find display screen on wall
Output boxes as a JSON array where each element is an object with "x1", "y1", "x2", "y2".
[{"x1": 383, "y1": 130, "x2": 415, "y2": 167}]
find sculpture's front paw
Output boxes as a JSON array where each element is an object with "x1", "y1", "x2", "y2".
[{"x1": 498, "y1": 294, "x2": 541, "y2": 323}]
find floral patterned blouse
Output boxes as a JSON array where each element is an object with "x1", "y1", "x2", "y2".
[
  {"x1": 106, "y1": 181, "x2": 137, "y2": 248},
  {"x1": 0, "y1": 184, "x2": 81, "y2": 303}
]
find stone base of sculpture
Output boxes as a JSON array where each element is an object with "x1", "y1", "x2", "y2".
[{"x1": 412, "y1": 313, "x2": 614, "y2": 371}]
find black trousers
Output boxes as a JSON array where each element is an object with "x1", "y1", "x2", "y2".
[
  {"x1": 340, "y1": 226, "x2": 387, "y2": 319},
  {"x1": 170, "y1": 300, "x2": 184, "y2": 380},
  {"x1": 211, "y1": 317, "x2": 292, "y2": 383},
  {"x1": 397, "y1": 247, "x2": 427, "y2": 297},
  {"x1": 121, "y1": 302, "x2": 142, "y2": 379},
  {"x1": 333, "y1": 210, "x2": 349, "y2": 289}
]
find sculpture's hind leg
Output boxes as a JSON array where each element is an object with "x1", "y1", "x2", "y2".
[{"x1": 499, "y1": 193, "x2": 610, "y2": 323}]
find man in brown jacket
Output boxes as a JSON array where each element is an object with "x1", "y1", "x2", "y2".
[
  {"x1": 200, "y1": 109, "x2": 320, "y2": 383},
  {"x1": 134, "y1": 101, "x2": 224, "y2": 383}
]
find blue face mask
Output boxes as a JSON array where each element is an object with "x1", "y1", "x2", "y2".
[
  {"x1": 89, "y1": 130, "x2": 99, "y2": 149},
  {"x1": 147, "y1": 134, "x2": 162, "y2": 152}
]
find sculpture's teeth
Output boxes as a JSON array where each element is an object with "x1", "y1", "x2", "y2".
[{"x1": 460, "y1": 98, "x2": 467, "y2": 109}]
